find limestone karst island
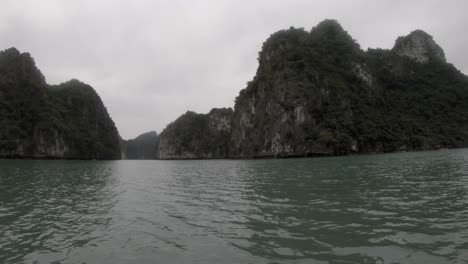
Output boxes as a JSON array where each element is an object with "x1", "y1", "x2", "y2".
[
  {"x1": 2, "y1": 2, "x2": 468, "y2": 262},
  {"x1": 1, "y1": 20, "x2": 467, "y2": 160}
]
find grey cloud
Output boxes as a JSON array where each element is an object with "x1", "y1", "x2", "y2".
[{"x1": 1, "y1": 0, "x2": 467, "y2": 138}]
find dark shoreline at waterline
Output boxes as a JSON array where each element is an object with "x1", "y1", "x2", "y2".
[{"x1": 2, "y1": 145, "x2": 462, "y2": 161}]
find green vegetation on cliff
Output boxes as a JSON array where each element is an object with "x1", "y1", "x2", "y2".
[
  {"x1": 156, "y1": 108, "x2": 232, "y2": 159},
  {"x1": 229, "y1": 20, "x2": 468, "y2": 157},
  {"x1": 0, "y1": 48, "x2": 121, "y2": 159},
  {"x1": 157, "y1": 20, "x2": 468, "y2": 159},
  {"x1": 3, "y1": 19, "x2": 466, "y2": 160},
  {"x1": 231, "y1": 21, "x2": 365, "y2": 157}
]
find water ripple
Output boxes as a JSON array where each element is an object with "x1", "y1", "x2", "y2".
[{"x1": 0, "y1": 150, "x2": 468, "y2": 263}]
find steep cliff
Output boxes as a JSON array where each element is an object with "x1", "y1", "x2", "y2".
[
  {"x1": 0, "y1": 48, "x2": 121, "y2": 159},
  {"x1": 152, "y1": 20, "x2": 468, "y2": 159},
  {"x1": 230, "y1": 21, "x2": 364, "y2": 157},
  {"x1": 229, "y1": 20, "x2": 468, "y2": 157},
  {"x1": 121, "y1": 131, "x2": 158, "y2": 159},
  {"x1": 156, "y1": 108, "x2": 232, "y2": 159}
]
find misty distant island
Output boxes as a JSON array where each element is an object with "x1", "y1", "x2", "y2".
[{"x1": 1, "y1": 20, "x2": 467, "y2": 160}]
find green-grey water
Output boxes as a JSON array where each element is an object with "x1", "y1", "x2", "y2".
[{"x1": 1, "y1": 150, "x2": 468, "y2": 264}]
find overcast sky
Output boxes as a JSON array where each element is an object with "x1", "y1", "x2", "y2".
[{"x1": 1, "y1": 0, "x2": 467, "y2": 139}]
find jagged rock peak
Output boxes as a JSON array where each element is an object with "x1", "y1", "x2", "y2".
[
  {"x1": 0, "y1": 47, "x2": 46, "y2": 86},
  {"x1": 392, "y1": 29, "x2": 446, "y2": 63},
  {"x1": 311, "y1": 19, "x2": 345, "y2": 33},
  {"x1": 257, "y1": 19, "x2": 359, "y2": 68},
  {"x1": 52, "y1": 79, "x2": 100, "y2": 95},
  {"x1": 309, "y1": 19, "x2": 360, "y2": 52},
  {"x1": 310, "y1": 19, "x2": 354, "y2": 40}
]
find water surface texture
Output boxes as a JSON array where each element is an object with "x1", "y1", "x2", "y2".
[{"x1": 1, "y1": 149, "x2": 468, "y2": 263}]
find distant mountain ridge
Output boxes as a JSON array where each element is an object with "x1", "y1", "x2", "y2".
[
  {"x1": 156, "y1": 19, "x2": 468, "y2": 159},
  {"x1": 120, "y1": 131, "x2": 158, "y2": 159}
]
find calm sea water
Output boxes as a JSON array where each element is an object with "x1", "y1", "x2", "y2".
[{"x1": 1, "y1": 150, "x2": 468, "y2": 264}]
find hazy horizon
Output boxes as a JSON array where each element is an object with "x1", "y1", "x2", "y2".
[{"x1": 1, "y1": 0, "x2": 467, "y2": 139}]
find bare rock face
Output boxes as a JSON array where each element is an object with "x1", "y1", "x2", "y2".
[
  {"x1": 156, "y1": 108, "x2": 233, "y2": 159},
  {"x1": 208, "y1": 108, "x2": 232, "y2": 132},
  {"x1": 392, "y1": 30, "x2": 446, "y2": 63}
]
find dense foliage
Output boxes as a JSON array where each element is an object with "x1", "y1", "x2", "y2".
[
  {"x1": 358, "y1": 51, "x2": 468, "y2": 152},
  {"x1": 0, "y1": 48, "x2": 121, "y2": 159},
  {"x1": 155, "y1": 20, "x2": 468, "y2": 159},
  {"x1": 230, "y1": 20, "x2": 468, "y2": 157},
  {"x1": 4, "y1": 18, "x2": 465, "y2": 160},
  {"x1": 156, "y1": 108, "x2": 232, "y2": 159}
]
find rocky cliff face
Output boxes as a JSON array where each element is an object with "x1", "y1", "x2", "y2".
[
  {"x1": 230, "y1": 20, "x2": 363, "y2": 157},
  {"x1": 0, "y1": 48, "x2": 121, "y2": 159},
  {"x1": 153, "y1": 20, "x2": 468, "y2": 159},
  {"x1": 229, "y1": 20, "x2": 468, "y2": 157},
  {"x1": 392, "y1": 30, "x2": 446, "y2": 63},
  {"x1": 156, "y1": 108, "x2": 232, "y2": 159},
  {"x1": 121, "y1": 131, "x2": 158, "y2": 159}
]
